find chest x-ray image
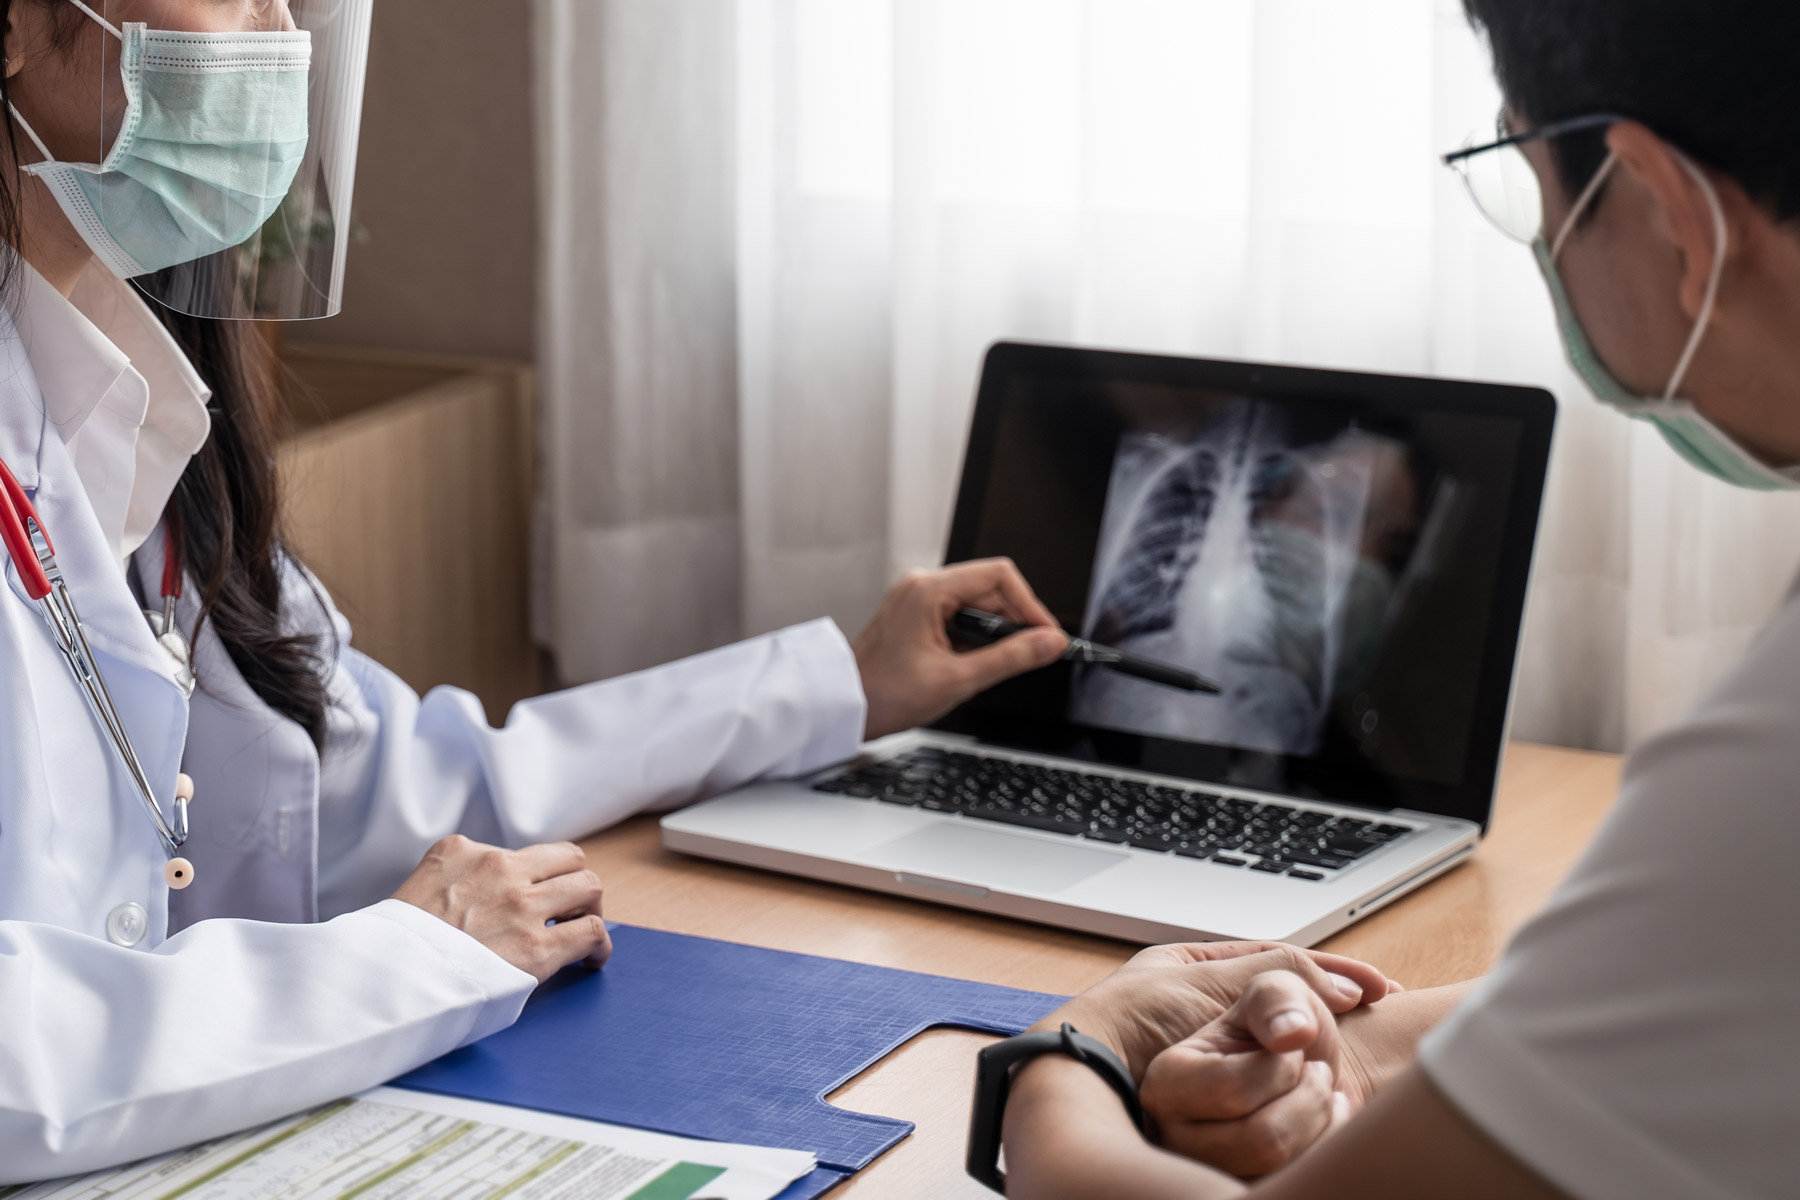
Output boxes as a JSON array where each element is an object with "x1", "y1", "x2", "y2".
[{"x1": 1072, "y1": 401, "x2": 1432, "y2": 758}]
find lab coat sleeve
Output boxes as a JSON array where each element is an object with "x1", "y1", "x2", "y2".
[
  {"x1": 0, "y1": 899, "x2": 534, "y2": 1184},
  {"x1": 316, "y1": 614, "x2": 868, "y2": 917}
]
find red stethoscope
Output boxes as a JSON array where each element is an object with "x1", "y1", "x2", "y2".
[{"x1": 0, "y1": 456, "x2": 196, "y2": 889}]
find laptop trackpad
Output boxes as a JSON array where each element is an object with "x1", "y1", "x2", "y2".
[{"x1": 871, "y1": 824, "x2": 1126, "y2": 895}]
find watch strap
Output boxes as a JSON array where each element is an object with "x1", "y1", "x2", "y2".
[{"x1": 966, "y1": 1023, "x2": 1143, "y2": 1193}]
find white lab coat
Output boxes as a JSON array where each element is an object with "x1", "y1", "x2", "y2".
[{"x1": 0, "y1": 275, "x2": 865, "y2": 1182}]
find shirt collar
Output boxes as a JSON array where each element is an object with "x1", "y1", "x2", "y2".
[{"x1": 8, "y1": 259, "x2": 211, "y2": 561}]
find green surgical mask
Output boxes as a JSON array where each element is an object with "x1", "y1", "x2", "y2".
[
  {"x1": 1536, "y1": 150, "x2": 1800, "y2": 491},
  {"x1": 8, "y1": 4, "x2": 310, "y2": 279}
]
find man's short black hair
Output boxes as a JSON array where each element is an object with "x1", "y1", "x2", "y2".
[{"x1": 1464, "y1": 0, "x2": 1800, "y2": 221}]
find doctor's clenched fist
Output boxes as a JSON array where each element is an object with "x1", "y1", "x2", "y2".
[
  {"x1": 853, "y1": 558, "x2": 1070, "y2": 740},
  {"x1": 393, "y1": 836, "x2": 613, "y2": 982}
]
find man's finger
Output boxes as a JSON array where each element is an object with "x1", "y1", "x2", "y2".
[
  {"x1": 1301, "y1": 948, "x2": 1398, "y2": 1003},
  {"x1": 1232, "y1": 971, "x2": 1333, "y2": 1055},
  {"x1": 1159, "y1": 1058, "x2": 1335, "y2": 1177},
  {"x1": 954, "y1": 627, "x2": 1070, "y2": 692},
  {"x1": 1143, "y1": 1040, "x2": 1307, "y2": 1123},
  {"x1": 1173, "y1": 948, "x2": 1365, "y2": 1018},
  {"x1": 1129, "y1": 941, "x2": 1394, "y2": 1006},
  {"x1": 514, "y1": 841, "x2": 588, "y2": 883},
  {"x1": 1265, "y1": 946, "x2": 1388, "y2": 1014}
]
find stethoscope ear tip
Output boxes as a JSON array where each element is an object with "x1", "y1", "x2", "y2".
[{"x1": 163, "y1": 857, "x2": 194, "y2": 890}]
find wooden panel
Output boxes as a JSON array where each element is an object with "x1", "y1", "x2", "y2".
[{"x1": 277, "y1": 348, "x2": 540, "y2": 719}]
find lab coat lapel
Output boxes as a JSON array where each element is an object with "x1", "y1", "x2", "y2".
[{"x1": 5, "y1": 431, "x2": 190, "y2": 792}]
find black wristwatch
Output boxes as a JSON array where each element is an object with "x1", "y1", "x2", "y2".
[{"x1": 966, "y1": 1022, "x2": 1145, "y2": 1193}]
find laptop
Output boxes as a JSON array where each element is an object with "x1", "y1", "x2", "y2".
[{"x1": 664, "y1": 343, "x2": 1556, "y2": 945}]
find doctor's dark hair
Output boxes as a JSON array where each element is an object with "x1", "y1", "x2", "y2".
[
  {"x1": 0, "y1": 0, "x2": 333, "y2": 752},
  {"x1": 1463, "y1": 0, "x2": 1800, "y2": 221},
  {"x1": 154, "y1": 310, "x2": 334, "y2": 753}
]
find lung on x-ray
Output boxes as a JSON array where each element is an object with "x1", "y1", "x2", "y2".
[{"x1": 1071, "y1": 400, "x2": 1445, "y2": 758}]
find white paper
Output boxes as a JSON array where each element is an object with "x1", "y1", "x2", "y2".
[{"x1": 3, "y1": 1087, "x2": 815, "y2": 1200}]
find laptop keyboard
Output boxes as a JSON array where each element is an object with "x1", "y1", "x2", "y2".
[{"x1": 811, "y1": 747, "x2": 1416, "y2": 882}]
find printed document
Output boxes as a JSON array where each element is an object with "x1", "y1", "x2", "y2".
[{"x1": 3, "y1": 1087, "x2": 815, "y2": 1200}]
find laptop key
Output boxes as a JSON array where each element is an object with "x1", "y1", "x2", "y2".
[
  {"x1": 1287, "y1": 868, "x2": 1326, "y2": 881},
  {"x1": 1211, "y1": 854, "x2": 1249, "y2": 867},
  {"x1": 1249, "y1": 859, "x2": 1289, "y2": 874},
  {"x1": 967, "y1": 805, "x2": 1085, "y2": 835},
  {"x1": 1279, "y1": 847, "x2": 1350, "y2": 869},
  {"x1": 1318, "y1": 833, "x2": 1381, "y2": 858},
  {"x1": 1127, "y1": 826, "x2": 1182, "y2": 852}
]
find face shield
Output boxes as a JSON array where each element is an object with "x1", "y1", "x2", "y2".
[{"x1": 23, "y1": 0, "x2": 372, "y2": 320}]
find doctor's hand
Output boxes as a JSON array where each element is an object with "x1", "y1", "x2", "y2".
[
  {"x1": 853, "y1": 558, "x2": 1069, "y2": 740},
  {"x1": 393, "y1": 836, "x2": 613, "y2": 983}
]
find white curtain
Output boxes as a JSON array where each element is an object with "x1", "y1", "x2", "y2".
[{"x1": 537, "y1": 0, "x2": 1800, "y2": 752}]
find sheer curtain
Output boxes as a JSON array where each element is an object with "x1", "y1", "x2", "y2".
[{"x1": 537, "y1": 0, "x2": 1800, "y2": 752}]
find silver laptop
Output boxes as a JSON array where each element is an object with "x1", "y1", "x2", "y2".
[{"x1": 665, "y1": 343, "x2": 1556, "y2": 946}]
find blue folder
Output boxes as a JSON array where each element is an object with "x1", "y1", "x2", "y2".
[{"x1": 392, "y1": 924, "x2": 1067, "y2": 1198}]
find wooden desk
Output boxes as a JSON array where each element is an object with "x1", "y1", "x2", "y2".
[{"x1": 578, "y1": 742, "x2": 1623, "y2": 1198}]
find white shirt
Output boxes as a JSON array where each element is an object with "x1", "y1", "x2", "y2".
[
  {"x1": 7, "y1": 259, "x2": 211, "y2": 561},
  {"x1": 1419, "y1": 583, "x2": 1800, "y2": 1200}
]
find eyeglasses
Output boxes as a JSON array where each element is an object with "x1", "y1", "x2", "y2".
[{"x1": 1442, "y1": 112, "x2": 1622, "y2": 242}]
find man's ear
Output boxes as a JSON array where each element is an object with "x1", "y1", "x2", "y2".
[{"x1": 1606, "y1": 120, "x2": 1755, "y2": 320}]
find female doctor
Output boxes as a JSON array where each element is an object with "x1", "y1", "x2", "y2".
[{"x1": 0, "y1": 0, "x2": 1071, "y2": 1181}]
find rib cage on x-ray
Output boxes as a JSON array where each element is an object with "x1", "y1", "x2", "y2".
[{"x1": 1073, "y1": 403, "x2": 1405, "y2": 758}]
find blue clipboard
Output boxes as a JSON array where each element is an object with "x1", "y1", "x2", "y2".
[{"x1": 392, "y1": 924, "x2": 1066, "y2": 1198}]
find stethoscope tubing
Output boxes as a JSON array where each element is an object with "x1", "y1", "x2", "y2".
[{"x1": 0, "y1": 455, "x2": 193, "y2": 882}]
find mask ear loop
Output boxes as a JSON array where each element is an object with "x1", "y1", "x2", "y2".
[
  {"x1": 6, "y1": 103, "x2": 58, "y2": 167},
  {"x1": 63, "y1": 0, "x2": 122, "y2": 40},
  {"x1": 1549, "y1": 146, "x2": 1729, "y2": 406},
  {"x1": 1662, "y1": 154, "x2": 1728, "y2": 402},
  {"x1": 1549, "y1": 152, "x2": 1619, "y2": 262}
]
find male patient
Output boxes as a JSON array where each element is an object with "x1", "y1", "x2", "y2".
[{"x1": 993, "y1": 1, "x2": 1800, "y2": 1197}]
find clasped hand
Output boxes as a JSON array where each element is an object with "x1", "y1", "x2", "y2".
[{"x1": 1029, "y1": 943, "x2": 1398, "y2": 1177}]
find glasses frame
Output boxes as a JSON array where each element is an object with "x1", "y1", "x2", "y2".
[
  {"x1": 1441, "y1": 111, "x2": 1625, "y2": 243},
  {"x1": 1442, "y1": 111, "x2": 1624, "y2": 170}
]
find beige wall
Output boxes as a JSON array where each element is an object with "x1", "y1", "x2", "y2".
[{"x1": 288, "y1": 0, "x2": 536, "y2": 360}]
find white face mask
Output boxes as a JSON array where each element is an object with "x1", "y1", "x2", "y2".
[
  {"x1": 7, "y1": 0, "x2": 311, "y2": 279},
  {"x1": 1536, "y1": 149, "x2": 1800, "y2": 491}
]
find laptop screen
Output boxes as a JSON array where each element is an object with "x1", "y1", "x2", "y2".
[{"x1": 939, "y1": 343, "x2": 1556, "y2": 829}]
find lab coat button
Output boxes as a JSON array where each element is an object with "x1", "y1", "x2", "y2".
[{"x1": 106, "y1": 902, "x2": 148, "y2": 947}]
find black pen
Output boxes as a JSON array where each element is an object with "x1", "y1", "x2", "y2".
[{"x1": 949, "y1": 608, "x2": 1222, "y2": 694}]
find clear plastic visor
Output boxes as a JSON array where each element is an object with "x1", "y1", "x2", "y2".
[{"x1": 87, "y1": 0, "x2": 372, "y2": 319}]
